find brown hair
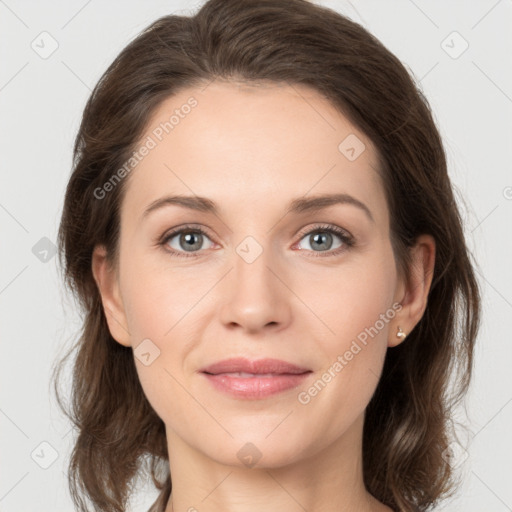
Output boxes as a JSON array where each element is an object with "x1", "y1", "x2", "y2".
[{"x1": 53, "y1": 0, "x2": 481, "y2": 511}]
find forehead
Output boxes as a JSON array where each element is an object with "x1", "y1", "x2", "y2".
[{"x1": 121, "y1": 80, "x2": 386, "y2": 224}]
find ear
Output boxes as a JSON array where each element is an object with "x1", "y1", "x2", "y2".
[
  {"x1": 91, "y1": 245, "x2": 131, "y2": 347},
  {"x1": 389, "y1": 234, "x2": 436, "y2": 347}
]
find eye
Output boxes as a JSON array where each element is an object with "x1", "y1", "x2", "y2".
[
  {"x1": 160, "y1": 225, "x2": 215, "y2": 258},
  {"x1": 294, "y1": 224, "x2": 354, "y2": 257},
  {"x1": 159, "y1": 223, "x2": 354, "y2": 259}
]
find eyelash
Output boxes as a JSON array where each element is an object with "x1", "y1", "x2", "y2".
[{"x1": 159, "y1": 223, "x2": 355, "y2": 259}]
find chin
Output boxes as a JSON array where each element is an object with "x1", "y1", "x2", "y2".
[{"x1": 199, "y1": 431, "x2": 314, "y2": 470}]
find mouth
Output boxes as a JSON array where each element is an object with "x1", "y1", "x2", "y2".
[
  {"x1": 200, "y1": 357, "x2": 311, "y2": 375},
  {"x1": 204, "y1": 371, "x2": 299, "y2": 378},
  {"x1": 199, "y1": 357, "x2": 312, "y2": 399}
]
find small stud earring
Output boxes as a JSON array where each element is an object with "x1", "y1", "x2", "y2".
[{"x1": 396, "y1": 326, "x2": 406, "y2": 340}]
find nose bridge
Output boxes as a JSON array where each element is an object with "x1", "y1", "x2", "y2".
[
  {"x1": 218, "y1": 232, "x2": 291, "y2": 331},
  {"x1": 233, "y1": 233, "x2": 278, "y2": 299}
]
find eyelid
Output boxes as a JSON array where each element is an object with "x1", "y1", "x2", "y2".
[
  {"x1": 158, "y1": 223, "x2": 213, "y2": 245},
  {"x1": 295, "y1": 223, "x2": 354, "y2": 245},
  {"x1": 292, "y1": 223, "x2": 355, "y2": 258},
  {"x1": 158, "y1": 222, "x2": 355, "y2": 258},
  {"x1": 156, "y1": 224, "x2": 215, "y2": 255}
]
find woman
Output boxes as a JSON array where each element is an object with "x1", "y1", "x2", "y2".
[{"x1": 53, "y1": 0, "x2": 481, "y2": 511}]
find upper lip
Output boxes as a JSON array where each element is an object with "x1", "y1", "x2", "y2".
[{"x1": 200, "y1": 357, "x2": 311, "y2": 375}]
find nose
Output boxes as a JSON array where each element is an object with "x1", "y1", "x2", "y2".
[{"x1": 219, "y1": 243, "x2": 292, "y2": 335}]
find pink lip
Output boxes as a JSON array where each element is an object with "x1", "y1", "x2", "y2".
[
  {"x1": 200, "y1": 357, "x2": 310, "y2": 375},
  {"x1": 200, "y1": 357, "x2": 312, "y2": 400}
]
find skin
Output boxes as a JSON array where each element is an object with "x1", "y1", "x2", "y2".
[{"x1": 92, "y1": 80, "x2": 435, "y2": 512}]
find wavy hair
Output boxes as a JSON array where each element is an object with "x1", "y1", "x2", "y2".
[{"x1": 53, "y1": 0, "x2": 481, "y2": 510}]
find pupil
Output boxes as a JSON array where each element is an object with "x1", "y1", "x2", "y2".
[
  {"x1": 312, "y1": 232, "x2": 331, "y2": 250},
  {"x1": 182, "y1": 232, "x2": 201, "y2": 251}
]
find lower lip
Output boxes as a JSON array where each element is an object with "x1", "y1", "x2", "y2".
[{"x1": 202, "y1": 372, "x2": 311, "y2": 399}]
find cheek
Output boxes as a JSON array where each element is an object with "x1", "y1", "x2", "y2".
[
  {"x1": 120, "y1": 252, "x2": 199, "y2": 341},
  {"x1": 305, "y1": 250, "x2": 397, "y2": 400},
  {"x1": 340, "y1": 272, "x2": 396, "y2": 343},
  {"x1": 312, "y1": 251, "x2": 397, "y2": 347},
  {"x1": 120, "y1": 261, "x2": 196, "y2": 422}
]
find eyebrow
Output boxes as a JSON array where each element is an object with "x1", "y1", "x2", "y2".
[{"x1": 142, "y1": 193, "x2": 374, "y2": 223}]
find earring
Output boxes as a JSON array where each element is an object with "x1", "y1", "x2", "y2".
[{"x1": 396, "y1": 326, "x2": 406, "y2": 340}]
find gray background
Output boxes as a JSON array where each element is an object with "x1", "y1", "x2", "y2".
[{"x1": 1, "y1": 0, "x2": 511, "y2": 510}]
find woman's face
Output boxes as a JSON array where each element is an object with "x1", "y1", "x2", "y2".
[{"x1": 96, "y1": 80, "x2": 409, "y2": 468}]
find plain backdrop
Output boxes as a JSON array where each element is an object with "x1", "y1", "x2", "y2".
[{"x1": 1, "y1": 1, "x2": 511, "y2": 510}]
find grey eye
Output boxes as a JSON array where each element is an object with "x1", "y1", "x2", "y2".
[
  {"x1": 166, "y1": 231, "x2": 214, "y2": 253},
  {"x1": 298, "y1": 231, "x2": 344, "y2": 252}
]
